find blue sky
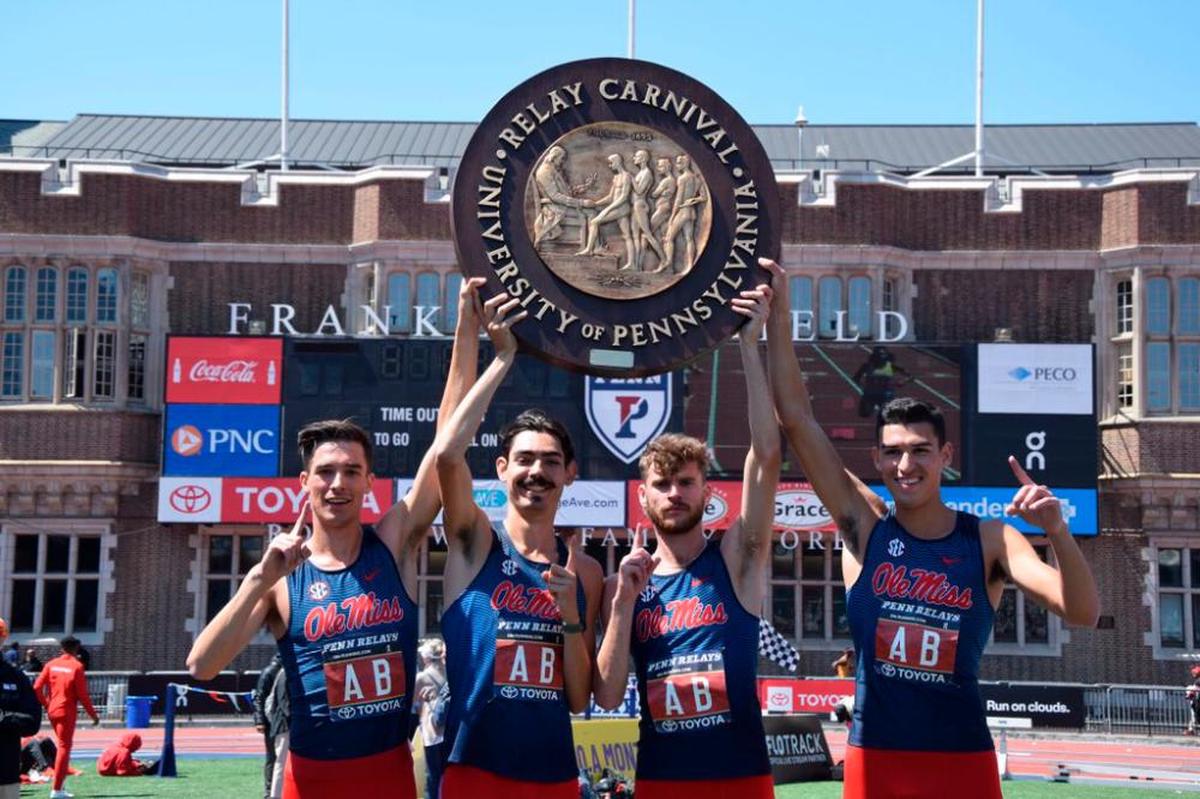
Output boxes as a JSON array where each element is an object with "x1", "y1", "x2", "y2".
[{"x1": 6, "y1": 0, "x2": 1197, "y2": 125}]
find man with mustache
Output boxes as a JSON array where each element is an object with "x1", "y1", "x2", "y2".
[
  {"x1": 593, "y1": 280, "x2": 780, "y2": 799},
  {"x1": 187, "y1": 278, "x2": 488, "y2": 799},
  {"x1": 433, "y1": 291, "x2": 604, "y2": 799},
  {"x1": 759, "y1": 258, "x2": 1099, "y2": 799}
]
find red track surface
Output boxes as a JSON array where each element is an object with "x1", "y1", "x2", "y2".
[{"x1": 59, "y1": 725, "x2": 1200, "y2": 786}]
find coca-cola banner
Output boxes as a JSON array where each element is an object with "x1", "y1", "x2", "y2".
[
  {"x1": 166, "y1": 337, "x2": 282, "y2": 405},
  {"x1": 626, "y1": 481, "x2": 837, "y2": 534},
  {"x1": 220, "y1": 478, "x2": 394, "y2": 524},
  {"x1": 758, "y1": 677, "x2": 854, "y2": 716}
]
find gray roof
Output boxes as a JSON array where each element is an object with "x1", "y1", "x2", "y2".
[{"x1": 4, "y1": 113, "x2": 1200, "y2": 174}]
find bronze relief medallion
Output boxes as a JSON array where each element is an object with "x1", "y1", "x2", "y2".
[{"x1": 452, "y1": 58, "x2": 779, "y2": 376}]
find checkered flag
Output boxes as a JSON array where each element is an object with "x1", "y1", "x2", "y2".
[{"x1": 758, "y1": 617, "x2": 799, "y2": 673}]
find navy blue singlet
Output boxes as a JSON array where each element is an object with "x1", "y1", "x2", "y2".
[
  {"x1": 629, "y1": 540, "x2": 770, "y2": 781},
  {"x1": 441, "y1": 524, "x2": 586, "y2": 783},
  {"x1": 276, "y1": 526, "x2": 417, "y2": 760},
  {"x1": 847, "y1": 511, "x2": 995, "y2": 752}
]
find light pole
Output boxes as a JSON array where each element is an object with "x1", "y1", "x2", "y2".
[{"x1": 794, "y1": 105, "x2": 808, "y2": 171}]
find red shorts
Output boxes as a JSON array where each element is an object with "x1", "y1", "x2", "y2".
[
  {"x1": 843, "y1": 745, "x2": 1002, "y2": 799},
  {"x1": 635, "y1": 774, "x2": 775, "y2": 799},
  {"x1": 440, "y1": 764, "x2": 577, "y2": 799},
  {"x1": 282, "y1": 743, "x2": 415, "y2": 799}
]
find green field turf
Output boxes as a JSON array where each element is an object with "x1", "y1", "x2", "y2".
[{"x1": 22, "y1": 760, "x2": 1189, "y2": 798}]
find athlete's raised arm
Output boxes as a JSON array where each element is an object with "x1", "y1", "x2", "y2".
[
  {"x1": 434, "y1": 293, "x2": 526, "y2": 565},
  {"x1": 594, "y1": 547, "x2": 657, "y2": 709},
  {"x1": 376, "y1": 277, "x2": 485, "y2": 557},
  {"x1": 187, "y1": 504, "x2": 311, "y2": 680},
  {"x1": 761, "y1": 258, "x2": 881, "y2": 560},
  {"x1": 990, "y1": 457, "x2": 1099, "y2": 627},
  {"x1": 721, "y1": 282, "x2": 781, "y2": 610}
]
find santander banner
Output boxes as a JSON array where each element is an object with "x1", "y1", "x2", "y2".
[
  {"x1": 626, "y1": 481, "x2": 837, "y2": 534},
  {"x1": 166, "y1": 337, "x2": 282, "y2": 405}
]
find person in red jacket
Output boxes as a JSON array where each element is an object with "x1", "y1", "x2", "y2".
[
  {"x1": 33, "y1": 637, "x2": 98, "y2": 799},
  {"x1": 96, "y1": 733, "x2": 157, "y2": 777}
]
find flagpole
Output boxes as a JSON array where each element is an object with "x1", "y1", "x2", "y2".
[
  {"x1": 974, "y1": 0, "x2": 984, "y2": 177},
  {"x1": 627, "y1": 0, "x2": 635, "y2": 59},
  {"x1": 281, "y1": 0, "x2": 290, "y2": 172}
]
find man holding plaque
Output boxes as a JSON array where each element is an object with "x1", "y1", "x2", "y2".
[
  {"x1": 433, "y1": 289, "x2": 605, "y2": 799},
  {"x1": 187, "y1": 280, "x2": 488, "y2": 799},
  {"x1": 760, "y1": 259, "x2": 1099, "y2": 799},
  {"x1": 593, "y1": 280, "x2": 779, "y2": 799}
]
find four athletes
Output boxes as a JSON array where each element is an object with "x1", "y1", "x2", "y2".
[{"x1": 188, "y1": 257, "x2": 1099, "y2": 797}]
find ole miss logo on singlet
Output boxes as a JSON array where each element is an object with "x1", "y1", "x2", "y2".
[
  {"x1": 635, "y1": 597, "x2": 728, "y2": 642},
  {"x1": 870, "y1": 562, "x2": 970, "y2": 684},
  {"x1": 646, "y1": 651, "x2": 732, "y2": 734},
  {"x1": 303, "y1": 592, "x2": 405, "y2": 642}
]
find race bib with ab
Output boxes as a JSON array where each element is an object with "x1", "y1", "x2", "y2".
[
  {"x1": 493, "y1": 618, "x2": 564, "y2": 702},
  {"x1": 645, "y1": 650, "x2": 732, "y2": 734},
  {"x1": 322, "y1": 641, "x2": 407, "y2": 721}
]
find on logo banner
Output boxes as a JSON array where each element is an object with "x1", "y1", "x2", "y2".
[{"x1": 585, "y1": 375, "x2": 671, "y2": 464}]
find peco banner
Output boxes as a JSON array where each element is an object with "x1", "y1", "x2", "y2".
[
  {"x1": 166, "y1": 336, "x2": 282, "y2": 405},
  {"x1": 395, "y1": 479, "x2": 626, "y2": 527},
  {"x1": 163, "y1": 404, "x2": 280, "y2": 477},
  {"x1": 977, "y1": 343, "x2": 1093, "y2": 416}
]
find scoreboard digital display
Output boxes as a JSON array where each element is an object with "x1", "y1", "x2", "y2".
[{"x1": 280, "y1": 338, "x2": 683, "y2": 480}]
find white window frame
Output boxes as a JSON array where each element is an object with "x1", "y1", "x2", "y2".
[
  {"x1": 1146, "y1": 540, "x2": 1200, "y2": 661},
  {"x1": 186, "y1": 526, "x2": 272, "y2": 643},
  {"x1": 986, "y1": 544, "x2": 1062, "y2": 656},
  {"x1": 770, "y1": 532, "x2": 851, "y2": 649},
  {"x1": 0, "y1": 521, "x2": 116, "y2": 646}
]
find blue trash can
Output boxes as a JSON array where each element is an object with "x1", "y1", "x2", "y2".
[{"x1": 124, "y1": 696, "x2": 153, "y2": 728}]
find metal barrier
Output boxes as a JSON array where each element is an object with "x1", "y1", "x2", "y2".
[
  {"x1": 1091, "y1": 684, "x2": 1194, "y2": 736},
  {"x1": 83, "y1": 671, "x2": 140, "y2": 719}
]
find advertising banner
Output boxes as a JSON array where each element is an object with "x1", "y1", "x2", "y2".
[
  {"x1": 163, "y1": 404, "x2": 281, "y2": 477},
  {"x1": 157, "y1": 477, "x2": 223, "y2": 523},
  {"x1": 166, "y1": 337, "x2": 282, "y2": 405},
  {"x1": 627, "y1": 481, "x2": 839, "y2": 534},
  {"x1": 871, "y1": 485, "x2": 1098, "y2": 536},
  {"x1": 763, "y1": 714, "x2": 834, "y2": 784},
  {"x1": 220, "y1": 478, "x2": 394, "y2": 524},
  {"x1": 980, "y1": 684, "x2": 1087, "y2": 729},
  {"x1": 970, "y1": 413, "x2": 1098, "y2": 488},
  {"x1": 758, "y1": 677, "x2": 854, "y2": 716},
  {"x1": 571, "y1": 718, "x2": 639, "y2": 780},
  {"x1": 395, "y1": 479, "x2": 626, "y2": 527},
  {"x1": 977, "y1": 343, "x2": 1094, "y2": 415}
]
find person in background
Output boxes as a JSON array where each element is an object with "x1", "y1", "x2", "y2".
[
  {"x1": 2, "y1": 644, "x2": 18, "y2": 668},
  {"x1": 0, "y1": 618, "x2": 42, "y2": 799},
  {"x1": 34, "y1": 636, "x2": 99, "y2": 799},
  {"x1": 832, "y1": 647, "x2": 856, "y2": 679},
  {"x1": 413, "y1": 639, "x2": 448, "y2": 799},
  {"x1": 21, "y1": 649, "x2": 41, "y2": 676},
  {"x1": 1185, "y1": 665, "x2": 1200, "y2": 735},
  {"x1": 95, "y1": 733, "x2": 158, "y2": 777},
  {"x1": 253, "y1": 654, "x2": 285, "y2": 799}
]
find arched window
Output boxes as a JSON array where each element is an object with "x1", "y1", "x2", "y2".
[
  {"x1": 96, "y1": 268, "x2": 118, "y2": 323},
  {"x1": 444, "y1": 273, "x2": 463, "y2": 330},
  {"x1": 818, "y1": 276, "x2": 842, "y2": 338},
  {"x1": 1178, "y1": 278, "x2": 1199, "y2": 335},
  {"x1": 416, "y1": 273, "x2": 441, "y2": 333},
  {"x1": 4, "y1": 266, "x2": 26, "y2": 323},
  {"x1": 66, "y1": 267, "x2": 89, "y2": 323},
  {"x1": 848, "y1": 276, "x2": 872, "y2": 337},
  {"x1": 387, "y1": 273, "x2": 411, "y2": 333},
  {"x1": 35, "y1": 267, "x2": 57, "y2": 322}
]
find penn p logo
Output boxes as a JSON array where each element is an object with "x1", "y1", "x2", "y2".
[{"x1": 585, "y1": 375, "x2": 672, "y2": 464}]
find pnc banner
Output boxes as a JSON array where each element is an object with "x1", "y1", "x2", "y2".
[
  {"x1": 166, "y1": 336, "x2": 282, "y2": 405},
  {"x1": 163, "y1": 404, "x2": 280, "y2": 477}
]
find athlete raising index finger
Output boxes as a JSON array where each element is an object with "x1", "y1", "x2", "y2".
[
  {"x1": 187, "y1": 276, "x2": 488, "y2": 799},
  {"x1": 594, "y1": 280, "x2": 781, "y2": 799},
  {"x1": 433, "y1": 286, "x2": 604, "y2": 799},
  {"x1": 760, "y1": 258, "x2": 1099, "y2": 799}
]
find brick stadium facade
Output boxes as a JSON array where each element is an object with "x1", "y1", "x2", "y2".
[{"x1": 1, "y1": 134, "x2": 1199, "y2": 684}]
